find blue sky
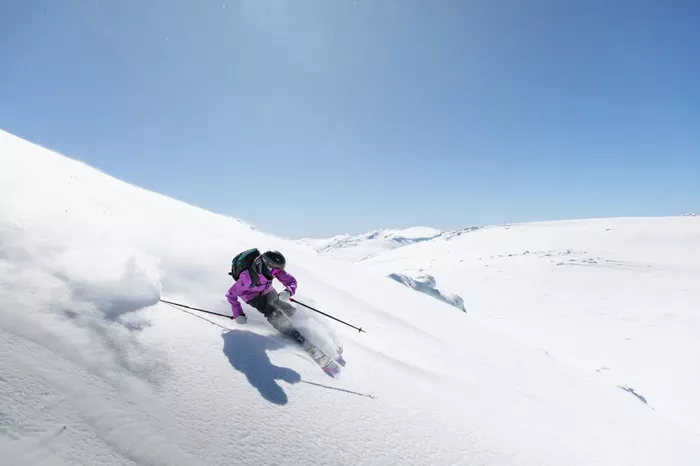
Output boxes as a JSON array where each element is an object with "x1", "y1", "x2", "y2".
[{"x1": 1, "y1": 0, "x2": 698, "y2": 238}]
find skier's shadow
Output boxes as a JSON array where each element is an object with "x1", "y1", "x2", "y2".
[{"x1": 221, "y1": 330, "x2": 301, "y2": 405}]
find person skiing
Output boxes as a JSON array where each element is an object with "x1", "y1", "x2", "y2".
[
  {"x1": 226, "y1": 249, "x2": 299, "y2": 335},
  {"x1": 225, "y1": 248, "x2": 341, "y2": 373}
]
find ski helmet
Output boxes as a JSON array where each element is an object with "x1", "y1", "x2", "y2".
[{"x1": 261, "y1": 250, "x2": 286, "y2": 271}]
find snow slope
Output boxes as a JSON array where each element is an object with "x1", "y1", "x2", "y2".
[
  {"x1": 299, "y1": 226, "x2": 443, "y2": 262},
  {"x1": 360, "y1": 217, "x2": 700, "y2": 436},
  {"x1": 2, "y1": 129, "x2": 699, "y2": 465}
]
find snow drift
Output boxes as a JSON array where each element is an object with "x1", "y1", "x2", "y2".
[{"x1": 2, "y1": 129, "x2": 699, "y2": 465}]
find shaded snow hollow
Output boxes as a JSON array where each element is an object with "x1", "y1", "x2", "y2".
[
  {"x1": 388, "y1": 273, "x2": 466, "y2": 312},
  {"x1": 2, "y1": 129, "x2": 700, "y2": 466}
]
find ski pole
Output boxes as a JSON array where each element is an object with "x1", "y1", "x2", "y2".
[
  {"x1": 160, "y1": 299, "x2": 233, "y2": 319},
  {"x1": 290, "y1": 298, "x2": 366, "y2": 333}
]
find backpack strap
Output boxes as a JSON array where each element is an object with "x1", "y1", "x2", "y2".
[{"x1": 248, "y1": 258, "x2": 261, "y2": 287}]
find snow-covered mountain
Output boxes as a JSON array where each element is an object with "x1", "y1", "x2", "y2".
[
  {"x1": 299, "y1": 226, "x2": 444, "y2": 262},
  {"x1": 2, "y1": 129, "x2": 700, "y2": 466}
]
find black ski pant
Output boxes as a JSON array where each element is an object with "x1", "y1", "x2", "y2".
[{"x1": 246, "y1": 290, "x2": 304, "y2": 344}]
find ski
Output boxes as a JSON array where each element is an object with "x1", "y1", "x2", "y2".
[
  {"x1": 302, "y1": 339, "x2": 334, "y2": 369},
  {"x1": 287, "y1": 329, "x2": 341, "y2": 376}
]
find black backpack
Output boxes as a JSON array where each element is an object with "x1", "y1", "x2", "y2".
[{"x1": 229, "y1": 248, "x2": 262, "y2": 285}]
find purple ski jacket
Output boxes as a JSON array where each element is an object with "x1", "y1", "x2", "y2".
[{"x1": 226, "y1": 269, "x2": 297, "y2": 318}]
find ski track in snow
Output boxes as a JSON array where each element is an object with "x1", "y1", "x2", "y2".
[{"x1": 2, "y1": 130, "x2": 700, "y2": 465}]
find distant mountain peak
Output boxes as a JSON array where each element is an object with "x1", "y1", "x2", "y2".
[{"x1": 298, "y1": 226, "x2": 444, "y2": 261}]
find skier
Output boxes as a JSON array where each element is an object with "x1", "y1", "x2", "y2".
[
  {"x1": 226, "y1": 249, "x2": 337, "y2": 371},
  {"x1": 226, "y1": 250, "x2": 297, "y2": 328}
]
